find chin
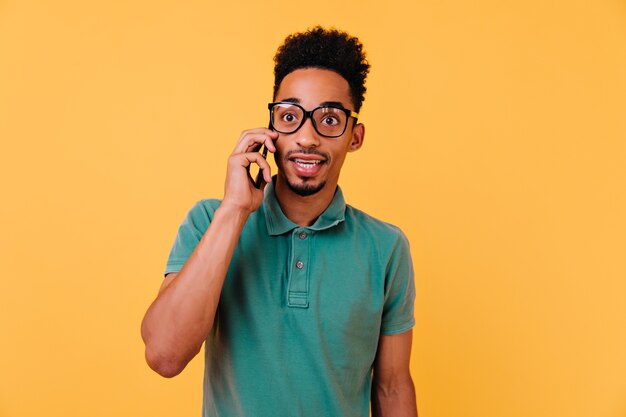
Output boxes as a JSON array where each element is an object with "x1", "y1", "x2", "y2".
[{"x1": 286, "y1": 178, "x2": 327, "y2": 197}]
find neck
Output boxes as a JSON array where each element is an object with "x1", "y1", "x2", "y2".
[{"x1": 274, "y1": 178, "x2": 337, "y2": 227}]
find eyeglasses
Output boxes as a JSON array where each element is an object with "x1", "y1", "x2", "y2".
[{"x1": 268, "y1": 102, "x2": 359, "y2": 138}]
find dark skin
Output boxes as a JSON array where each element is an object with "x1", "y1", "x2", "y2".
[{"x1": 140, "y1": 68, "x2": 417, "y2": 416}]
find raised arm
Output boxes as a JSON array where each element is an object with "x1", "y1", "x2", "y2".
[
  {"x1": 371, "y1": 329, "x2": 418, "y2": 417},
  {"x1": 140, "y1": 128, "x2": 277, "y2": 378}
]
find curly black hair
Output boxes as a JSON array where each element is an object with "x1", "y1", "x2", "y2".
[{"x1": 273, "y1": 26, "x2": 370, "y2": 113}]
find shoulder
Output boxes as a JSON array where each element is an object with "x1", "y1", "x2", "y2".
[
  {"x1": 186, "y1": 198, "x2": 222, "y2": 219},
  {"x1": 342, "y1": 204, "x2": 411, "y2": 263},
  {"x1": 178, "y1": 198, "x2": 223, "y2": 231},
  {"x1": 344, "y1": 204, "x2": 409, "y2": 244}
]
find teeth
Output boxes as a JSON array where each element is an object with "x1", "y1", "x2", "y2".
[{"x1": 294, "y1": 159, "x2": 321, "y2": 168}]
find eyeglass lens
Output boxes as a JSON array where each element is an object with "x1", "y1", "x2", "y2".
[{"x1": 271, "y1": 104, "x2": 347, "y2": 137}]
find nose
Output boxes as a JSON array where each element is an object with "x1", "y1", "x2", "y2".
[{"x1": 294, "y1": 117, "x2": 321, "y2": 148}]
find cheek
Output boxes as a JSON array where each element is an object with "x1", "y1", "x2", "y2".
[
  {"x1": 272, "y1": 143, "x2": 289, "y2": 169},
  {"x1": 329, "y1": 148, "x2": 349, "y2": 168}
]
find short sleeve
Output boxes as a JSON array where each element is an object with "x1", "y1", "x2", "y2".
[
  {"x1": 380, "y1": 230, "x2": 416, "y2": 335},
  {"x1": 164, "y1": 199, "x2": 221, "y2": 276}
]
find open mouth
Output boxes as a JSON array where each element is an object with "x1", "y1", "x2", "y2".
[
  {"x1": 293, "y1": 158, "x2": 324, "y2": 168},
  {"x1": 288, "y1": 155, "x2": 327, "y2": 177}
]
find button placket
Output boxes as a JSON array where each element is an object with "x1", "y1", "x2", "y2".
[{"x1": 287, "y1": 228, "x2": 310, "y2": 308}]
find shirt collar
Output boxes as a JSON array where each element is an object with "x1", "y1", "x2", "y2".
[{"x1": 263, "y1": 179, "x2": 346, "y2": 236}]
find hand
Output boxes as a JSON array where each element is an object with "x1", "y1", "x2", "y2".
[{"x1": 223, "y1": 128, "x2": 278, "y2": 214}]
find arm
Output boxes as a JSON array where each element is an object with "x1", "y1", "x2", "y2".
[
  {"x1": 371, "y1": 329, "x2": 418, "y2": 417},
  {"x1": 140, "y1": 128, "x2": 277, "y2": 378}
]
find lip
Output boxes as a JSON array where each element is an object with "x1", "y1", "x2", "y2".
[
  {"x1": 288, "y1": 156, "x2": 326, "y2": 177},
  {"x1": 288, "y1": 153, "x2": 327, "y2": 162}
]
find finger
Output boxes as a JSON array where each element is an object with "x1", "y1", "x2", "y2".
[
  {"x1": 234, "y1": 129, "x2": 278, "y2": 154},
  {"x1": 237, "y1": 127, "x2": 274, "y2": 140},
  {"x1": 233, "y1": 134, "x2": 266, "y2": 154},
  {"x1": 243, "y1": 152, "x2": 272, "y2": 183},
  {"x1": 230, "y1": 150, "x2": 269, "y2": 170},
  {"x1": 240, "y1": 132, "x2": 278, "y2": 154}
]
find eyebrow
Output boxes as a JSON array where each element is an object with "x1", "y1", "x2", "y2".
[
  {"x1": 279, "y1": 97, "x2": 347, "y2": 109},
  {"x1": 320, "y1": 101, "x2": 346, "y2": 109}
]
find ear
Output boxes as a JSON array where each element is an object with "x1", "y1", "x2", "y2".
[{"x1": 348, "y1": 122, "x2": 365, "y2": 152}]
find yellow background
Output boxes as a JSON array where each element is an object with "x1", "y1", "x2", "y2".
[{"x1": 1, "y1": 1, "x2": 625, "y2": 416}]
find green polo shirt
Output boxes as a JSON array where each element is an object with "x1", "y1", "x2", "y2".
[{"x1": 165, "y1": 182, "x2": 415, "y2": 417}]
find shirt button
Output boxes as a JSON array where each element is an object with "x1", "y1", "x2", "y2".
[
  {"x1": 298, "y1": 231, "x2": 307, "y2": 240},
  {"x1": 296, "y1": 260, "x2": 304, "y2": 269}
]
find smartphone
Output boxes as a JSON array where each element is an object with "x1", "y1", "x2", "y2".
[
  {"x1": 253, "y1": 145, "x2": 268, "y2": 188},
  {"x1": 248, "y1": 124, "x2": 273, "y2": 189}
]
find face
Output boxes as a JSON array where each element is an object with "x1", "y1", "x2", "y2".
[{"x1": 273, "y1": 68, "x2": 364, "y2": 197}]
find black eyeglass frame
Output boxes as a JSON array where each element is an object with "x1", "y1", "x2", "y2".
[{"x1": 267, "y1": 102, "x2": 359, "y2": 138}]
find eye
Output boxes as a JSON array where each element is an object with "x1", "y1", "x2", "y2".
[
  {"x1": 282, "y1": 112, "x2": 298, "y2": 123},
  {"x1": 315, "y1": 107, "x2": 345, "y2": 127},
  {"x1": 321, "y1": 115, "x2": 340, "y2": 126},
  {"x1": 275, "y1": 105, "x2": 301, "y2": 125}
]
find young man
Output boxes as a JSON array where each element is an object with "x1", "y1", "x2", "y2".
[{"x1": 141, "y1": 26, "x2": 417, "y2": 417}]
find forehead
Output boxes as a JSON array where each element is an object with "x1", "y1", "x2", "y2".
[{"x1": 275, "y1": 68, "x2": 353, "y2": 109}]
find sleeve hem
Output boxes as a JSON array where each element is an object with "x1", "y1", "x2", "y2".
[
  {"x1": 380, "y1": 318, "x2": 415, "y2": 336},
  {"x1": 164, "y1": 263, "x2": 184, "y2": 276}
]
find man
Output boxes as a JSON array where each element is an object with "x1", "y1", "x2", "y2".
[{"x1": 141, "y1": 26, "x2": 417, "y2": 417}]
